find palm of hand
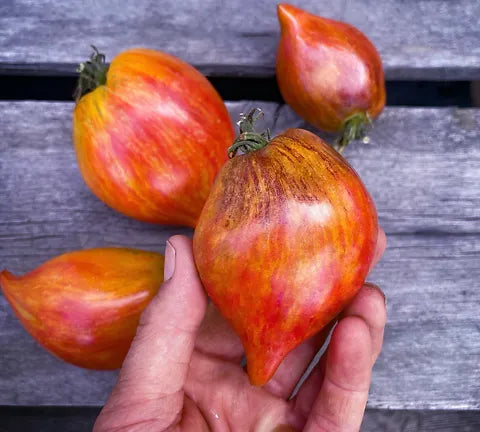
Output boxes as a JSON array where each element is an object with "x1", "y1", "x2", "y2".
[
  {"x1": 176, "y1": 304, "x2": 330, "y2": 431},
  {"x1": 94, "y1": 235, "x2": 386, "y2": 432}
]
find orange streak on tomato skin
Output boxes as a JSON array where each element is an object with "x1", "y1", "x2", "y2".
[
  {"x1": 73, "y1": 49, "x2": 234, "y2": 227},
  {"x1": 193, "y1": 129, "x2": 377, "y2": 386},
  {"x1": 276, "y1": 3, "x2": 386, "y2": 132},
  {"x1": 0, "y1": 248, "x2": 164, "y2": 369}
]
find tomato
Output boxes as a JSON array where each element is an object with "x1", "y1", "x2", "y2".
[
  {"x1": 0, "y1": 248, "x2": 164, "y2": 369},
  {"x1": 73, "y1": 48, "x2": 234, "y2": 226},
  {"x1": 193, "y1": 110, "x2": 378, "y2": 385},
  {"x1": 276, "y1": 4, "x2": 386, "y2": 152}
]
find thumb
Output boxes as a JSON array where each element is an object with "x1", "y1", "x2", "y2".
[{"x1": 95, "y1": 235, "x2": 207, "y2": 431}]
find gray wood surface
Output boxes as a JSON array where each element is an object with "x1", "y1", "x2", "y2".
[
  {"x1": 1, "y1": 234, "x2": 479, "y2": 408},
  {"x1": 1, "y1": 0, "x2": 479, "y2": 80},
  {"x1": 1, "y1": 102, "x2": 479, "y2": 275},
  {"x1": 362, "y1": 410, "x2": 480, "y2": 432},
  {"x1": 368, "y1": 234, "x2": 480, "y2": 410},
  {"x1": 1, "y1": 101, "x2": 479, "y2": 408}
]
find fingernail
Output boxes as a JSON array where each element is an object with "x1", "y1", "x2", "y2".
[
  {"x1": 164, "y1": 240, "x2": 176, "y2": 281},
  {"x1": 365, "y1": 282, "x2": 387, "y2": 305}
]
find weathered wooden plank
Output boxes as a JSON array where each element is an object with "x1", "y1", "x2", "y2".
[
  {"x1": 261, "y1": 103, "x2": 480, "y2": 235},
  {"x1": 1, "y1": 102, "x2": 479, "y2": 407},
  {"x1": 0, "y1": 102, "x2": 479, "y2": 273},
  {"x1": 362, "y1": 409, "x2": 480, "y2": 432},
  {"x1": 0, "y1": 0, "x2": 479, "y2": 79},
  {"x1": 368, "y1": 234, "x2": 480, "y2": 410},
  {"x1": 1, "y1": 234, "x2": 479, "y2": 408}
]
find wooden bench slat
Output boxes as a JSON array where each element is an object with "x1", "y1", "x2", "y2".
[
  {"x1": 0, "y1": 102, "x2": 479, "y2": 275},
  {"x1": 368, "y1": 234, "x2": 480, "y2": 409},
  {"x1": 0, "y1": 0, "x2": 479, "y2": 79},
  {"x1": 1, "y1": 101, "x2": 479, "y2": 408},
  {"x1": 1, "y1": 234, "x2": 479, "y2": 408},
  {"x1": 363, "y1": 409, "x2": 480, "y2": 431}
]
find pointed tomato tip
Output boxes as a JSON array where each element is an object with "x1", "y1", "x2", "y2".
[
  {"x1": 248, "y1": 375, "x2": 268, "y2": 387},
  {"x1": 277, "y1": 3, "x2": 300, "y2": 29},
  {"x1": 247, "y1": 363, "x2": 277, "y2": 387},
  {"x1": 247, "y1": 362, "x2": 271, "y2": 386},
  {"x1": 0, "y1": 269, "x2": 13, "y2": 282},
  {"x1": 246, "y1": 348, "x2": 284, "y2": 387},
  {"x1": 0, "y1": 270, "x2": 15, "y2": 294}
]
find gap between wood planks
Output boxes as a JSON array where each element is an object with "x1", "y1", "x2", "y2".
[
  {"x1": 1, "y1": 407, "x2": 479, "y2": 432},
  {"x1": 0, "y1": 74, "x2": 474, "y2": 107}
]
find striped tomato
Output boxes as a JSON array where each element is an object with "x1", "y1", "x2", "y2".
[
  {"x1": 0, "y1": 248, "x2": 164, "y2": 369},
  {"x1": 276, "y1": 4, "x2": 386, "y2": 151},
  {"x1": 73, "y1": 48, "x2": 234, "y2": 226},
  {"x1": 193, "y1": 110, "x2": 378, "y2": 385}
]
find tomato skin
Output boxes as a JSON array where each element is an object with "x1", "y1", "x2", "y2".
[
  {"x1": 276, "y1": 3, "x2": 385, "y2": 132},
  {"x1": 0, "y1": 248, "x2": 164, "y2": 369},
  {"x1": 73, "y1": 48, "x2": 234, "y2": 227},
  {"x1": 193, "y1": 128, "x2": 378, "y2": 386}
]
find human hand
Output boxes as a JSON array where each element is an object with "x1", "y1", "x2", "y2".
[{"x1": 94, "y1": 231, "x2": 387, "y2": 432}]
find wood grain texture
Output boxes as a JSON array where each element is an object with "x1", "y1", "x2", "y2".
[
  {"x1": 0, "y1": 0, "x2": 479, "y2": 79},
  {"x1": 368, "y1": 234, "x2": 480, "y2": 410},
  {"x1": 361, "y1": 409, "x2": 480, "y2": 432},
  {"x1": 0, "y1": 102, "x2": 479, "y2": 275},
  {"x1": 1, "y1": 101, "x2": 479, "y2": 407},
  {"x1": 1, "y1": 234, "x2": 479, "y2": 407}
]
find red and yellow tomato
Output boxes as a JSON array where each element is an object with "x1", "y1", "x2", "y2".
[
  {"x1": 0, "y1": 248, "x2": 164, "y2": 369},
  {"x1": 193, "y1": 110, "x2": 378, "y2": 385},
  {"x1": 276, "y1": 4, "x2": 386, "y2": 150},
  {"x1": 73, "y1": 48, "x2": 234, "y2": 226}
]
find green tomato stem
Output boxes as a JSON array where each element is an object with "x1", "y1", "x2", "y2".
[
  {"x1": 74, "y1": 46, "x2": 109, "y2": 102},
  {"x1": 228, "y1": 108, "x2": 271, "y2": 158},
  {"x1": 334, "y1": 112, "x2": 372, "y2": 153}
]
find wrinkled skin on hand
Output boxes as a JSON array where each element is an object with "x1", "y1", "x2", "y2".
[{"x1": 94, "y1": 234, "x2": 387, "y2": 432}]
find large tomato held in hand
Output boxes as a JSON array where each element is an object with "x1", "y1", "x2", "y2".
[
  {"x1": 193, "y1": 109, "x2": 378, "y2": 386},
  {"x1": 73, "y1": 47, "x2": 234, "y2": 227},
  {"x1": 276, "y1": 4, "x2": 386, "y2": 151},
  {"x1": 0, "y1": 248, "x2": 164, "y2": 369}
]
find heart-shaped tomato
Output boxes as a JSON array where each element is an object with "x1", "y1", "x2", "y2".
[
  {"x1": 73, "y1": 48, "x2": 234, "y2": 226},
  {"x1": 193, "y1": 110, "x2": 378, "y2": 385}
]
